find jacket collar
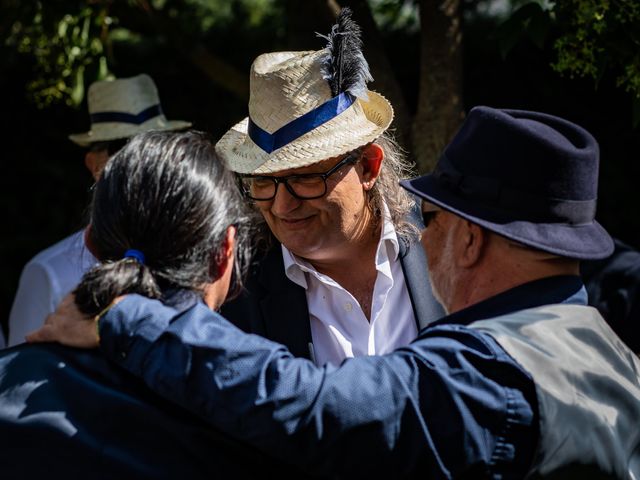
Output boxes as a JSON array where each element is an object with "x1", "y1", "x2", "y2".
[
  {"x1": 398, "y1": 234, "x2": 445, "y2": 330},
  {"x1": 257, "y1": 245, "x2": 314, "y2": 359},
  {"x1": 428, "y1": 275, "x2": 587, "y2": 329}
]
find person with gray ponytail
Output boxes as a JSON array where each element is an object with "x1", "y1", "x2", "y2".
[{"x1": 0, "y1": 130, "x2": 304, "y2": 478}]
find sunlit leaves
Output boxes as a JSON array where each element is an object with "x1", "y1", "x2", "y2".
[
  {"x1": 495, "y1": 0, "x2": 640, "y2": 126},
  {"x1": 551, "y1": 0, "x2": 640, "y2": 110},
  {"x1": 369, "y1": 0, "x2": 420, "y2": 32},
  {"x1": 2, "y1": 0, "x2": 277, "y2": 108},
  {"x1": 4, "y1": 1, "x2": 114, "y2": 107}
]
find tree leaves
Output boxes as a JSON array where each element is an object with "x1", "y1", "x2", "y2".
[{"x1": 3, "y1": 2, "x2": 112, "y2": 108}]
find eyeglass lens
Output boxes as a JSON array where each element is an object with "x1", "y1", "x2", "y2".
[
  {"x1": 243, "y1": 175, "x2": 327, "y2": 200},
  {"x1": 242, "y1": 151, "x2": 359, "y2": 201}
]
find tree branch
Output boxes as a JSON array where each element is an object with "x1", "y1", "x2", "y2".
[{"x1": 412, "y1": 0, "x2": 464, "y2": 173}]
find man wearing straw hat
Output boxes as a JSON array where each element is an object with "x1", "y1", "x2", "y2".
[
  {"x1": 218, "y1": 9, "x2": 443, "y2": 364},
  {"x1": 7, "y1": 74, "x2": 190, "y2": 346}
]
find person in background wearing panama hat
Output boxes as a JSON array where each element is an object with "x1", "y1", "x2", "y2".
[
  {"x1": 218, "y1": 9, "x2": 444, "y2": 364},
  {"x1": 6, "y1": 74, "x2": 190, "y2": 347}
]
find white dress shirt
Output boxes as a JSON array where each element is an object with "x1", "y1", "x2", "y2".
[
  {"x1": 8, "y1": 230, "x2": 97, "y2": 346},
  {"x1": 283, "y1": 213, "x2": 418, "y2": 366}
]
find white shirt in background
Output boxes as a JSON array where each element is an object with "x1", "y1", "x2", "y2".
[
  {"x1": 283, "y1": 214, "x2": 417, "y2": 366},
  {"x1": 8, "y1": 230, "x2": 97, "y2": 346}
]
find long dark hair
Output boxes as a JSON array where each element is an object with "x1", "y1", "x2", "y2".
[{"x1": 74, "y1": 130, "x2": 254, "y2": 316}]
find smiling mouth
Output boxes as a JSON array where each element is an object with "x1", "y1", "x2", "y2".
[{"x1": 279, "y1": 215, "x2": 314, "y2": 226}]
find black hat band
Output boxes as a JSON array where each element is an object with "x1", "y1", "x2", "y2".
[{"x1": 90, "y1": 104, "x2": 163, "y2": 125}]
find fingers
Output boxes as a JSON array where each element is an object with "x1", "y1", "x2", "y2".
[{"x1": 25, "y1": 293, "x2": 100, "y2": 349}]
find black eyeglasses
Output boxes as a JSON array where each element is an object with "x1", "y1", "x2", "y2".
[
  {"x1": 89, "y1": 138, "x2": 128, "y2": 157},
  {"x1": 422, "y1": 210, "x2": 440, "y2": 228},
  {"x1": 239, "y1": 150, "x2": 361, "y2": 201}
]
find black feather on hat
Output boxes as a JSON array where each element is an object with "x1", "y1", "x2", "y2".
[{"x1": 318, "y1": 8, "x2": 373, "y2": 100}]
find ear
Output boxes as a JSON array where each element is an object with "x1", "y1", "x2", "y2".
[
  {"x1": 84, "y1": 150, "x2": 108, "y2": 181},
  {"x1": 359, "y1": 143, "x2": 383, "y2": 191},
  {"x1": 205, "y1": 226, "x2": 237, "y2": 310},
  {"x1": 83, "y1": 225, "x2": 101, "y2": 260},
  {"x1": 456, "y1": 220, "x2": 485, "y2": 268},
  {"x1": 211, "y1": 226, "x2": 237, "y2": 281}
]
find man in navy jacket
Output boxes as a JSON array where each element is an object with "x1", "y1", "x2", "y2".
[{"x1": 32, "y1": 107, "x2": 640, "y2": 478}]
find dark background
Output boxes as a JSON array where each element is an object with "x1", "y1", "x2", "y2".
[{"x1": 1, "y1": 1, "x2": 638, "y2": 339}]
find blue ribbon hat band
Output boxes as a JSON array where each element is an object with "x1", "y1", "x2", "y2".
[
  {"x1": 124, "y1": 249, "x2": 146, "y2": 264},
  {"x1": 90, "y1": 104, "x2": 163, "y2": 125},
  {"x1": 248, "y1": 92, "x2": 356, "y2": 154}
]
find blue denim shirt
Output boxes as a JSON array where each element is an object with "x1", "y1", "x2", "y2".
[{"x1": 99, "y1": 275, "x2": 586, "y2": 478}]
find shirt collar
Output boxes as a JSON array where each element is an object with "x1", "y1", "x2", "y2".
[
  {"x1": 283, "y1": 204, "x2": 400, "y2": 289},
  {"x1": 282, "y1": 247, "x2": 310, "y2": 288},
  {"x1": 377, "y1": 203, "x2": 400, "y2": 263},
  {"x1": 429, "y1": 275, "x2": 588, "y2": 329},
  {"x1": 162, "y1": 288, "x2": 202, "y2": 312}
]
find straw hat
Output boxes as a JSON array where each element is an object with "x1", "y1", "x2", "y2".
[
  {"x1": 216, "y1": 11, "x2": 394, "y2": 174},
  {"x1": 69, "y1": 74, "x2": 191, "y2": 146}
]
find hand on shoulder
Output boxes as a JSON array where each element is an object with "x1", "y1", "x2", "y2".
[{"x1": 26, "y1": 293, "x2": 123, "y2": 348}]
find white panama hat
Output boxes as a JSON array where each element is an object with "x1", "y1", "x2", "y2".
[
  {"x1": 216, "y1": 10, "x2": 394, "y2": 175},
  {"x1": 69, "y1": 74, "x2": 191, "y2": 146}
]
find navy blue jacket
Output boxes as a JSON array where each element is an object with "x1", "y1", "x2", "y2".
[
  {"x1": 582, "y1": 238, "x2": 640, "y2": 352},
  {"x1": 94, "y1": 281, "x2": 599, "y2": 478},
  {"x1": 0, "y1": 292, "x2": 306, "y2": 479}
]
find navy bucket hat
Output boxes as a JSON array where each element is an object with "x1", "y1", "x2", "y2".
[{"x1": 401, "y1": 106, "x2": 614, "y2": 260}]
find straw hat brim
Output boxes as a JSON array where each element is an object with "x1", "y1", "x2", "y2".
[
  {"x1": 216, "y1": 90, "x2": 394, "y2": 174},
  {"x1": 69, "y1": 119, "x2": 192, "y2": 146}
]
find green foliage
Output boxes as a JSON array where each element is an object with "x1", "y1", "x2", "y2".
[
  {"x1": 495, "y1": 0, "x2": 640, "y2": 126},
  {"x1": 162, "y1": 0, "x2": 277, "y2": 35},
  {"x1": 4, "y1": 1, "x2": 113, "y2": 107},
  {"x1": 2, "y1": 0, "x2": 278, "y2": 108},
  {"x1": 551, "y1": 0, "x2": 640, "y2": 99},
  {"x1": 370, "y1": 0, "x2": 419, "y2": 32}
]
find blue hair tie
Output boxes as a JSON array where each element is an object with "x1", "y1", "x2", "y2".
[{"x1": 124, "y1": 249, "x2": 146, "y2": 264}]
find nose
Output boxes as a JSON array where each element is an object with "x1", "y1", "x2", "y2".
[{"x1": 270, "y1": 182, "x2": 302, "y2": 215}]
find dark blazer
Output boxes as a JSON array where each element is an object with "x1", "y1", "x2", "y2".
[
  {"x1": 0, "y1": 293, "x2": 307, "y2": 479},
  {"x1": 222, "y1": 218, "x2": 445, "y2": 359},
  {"x1": 581, "y1": 238, "x2": 640, "y2": 352}
]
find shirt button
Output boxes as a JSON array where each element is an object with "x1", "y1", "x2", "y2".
[
  {"x1": 344, "y1": 302, "x2": 353, "y2": 312},
  {"x1": 120, "y1": 351, "x2": 127, "y2": 359}
]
